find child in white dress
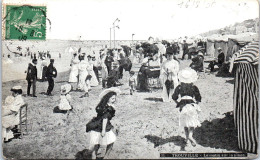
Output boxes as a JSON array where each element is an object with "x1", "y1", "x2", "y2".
[{"x1": 54, "y1": 84, "x2": 72, "y2": 113}]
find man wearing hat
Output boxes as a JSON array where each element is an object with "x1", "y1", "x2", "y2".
[
  {"x1": 182, "y1": 40, "x2": 189, "y2": 60},
  {"x1": 155, "y1": 37, "x2": 166, "y2": 65},
  {"x1": 208, "y1": 47, "x2": 225, "y2": 72},
  {"x1": 46, "y1": 59, "x2": 57, "y2": 96},
  {"x1": 105, "y1": 51, "x2": 114, "y2": 74},
  {"x1": 26, "y1": 59, "x2": 38, "y2": 97}
]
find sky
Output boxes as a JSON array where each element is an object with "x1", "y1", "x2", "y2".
[{"x1": 3, "y1": 0, "x2": 259, "y2": 40}]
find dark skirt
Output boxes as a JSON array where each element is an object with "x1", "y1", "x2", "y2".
[{"x1": 86, "y1": 117, "x2": 114, "y2": 133}]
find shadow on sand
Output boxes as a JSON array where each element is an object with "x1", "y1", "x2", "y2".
[
  {"x1": 144, "y1": 135, "x2": 186, "y2": 151},
  {"x1": 193, "y1": 112, "x2": 239, "y2": 151},
  {"x1": 144, "y1": 97, "x2": 163, "y2": 102},
  {"x1": 225, "y1": 79, "x2": 234, "y2": 84},
  {"x1": 75, "y1": 149, "x2": 92, "y2": 160}
]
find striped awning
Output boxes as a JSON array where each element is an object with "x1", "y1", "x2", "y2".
[{"x1": 234, "y1": 41, "x2": 259, "y2": 65}]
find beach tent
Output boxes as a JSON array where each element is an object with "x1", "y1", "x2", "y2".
[
  {"x1": 226, "y1": 32, "x2": 258, "y2": 61},
  {"x1": 206, "y1": 34, "x2": 221, "y2": 57},
  {"x1": 206, "y1": 34, "x2": 236, "y2": 58},
  {"x1": 233, "y1": 41, "x2": 259, "y2": 153}
]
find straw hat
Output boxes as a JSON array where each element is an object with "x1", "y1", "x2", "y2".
[
  {"x1": 61, "y1": 84, "x2": 72, "y2": 95},
  {"x1": 11, "y1": 86, "x2": 22, "y2": 94},
  {"x1": 99, "y1": 87, "x2": 121, "y2": 100},
  {"x1": 198, "y1": 52, "x2": 204, "y2": 56},
  {"x1": 178, "y1": 68, "x2": 198, "y2": 83}
]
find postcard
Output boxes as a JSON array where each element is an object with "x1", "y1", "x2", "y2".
[{"x1": 1, "y1": 0, "x2": 259, "y2": 159}]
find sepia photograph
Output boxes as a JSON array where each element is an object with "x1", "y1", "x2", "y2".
[{"x1": 1, "y1": 0, "x2": 259, "y2": 159}]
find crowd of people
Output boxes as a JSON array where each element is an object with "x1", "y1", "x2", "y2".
[{"x1": 3, "y1": 35, "x2": 250, "y2": 159}]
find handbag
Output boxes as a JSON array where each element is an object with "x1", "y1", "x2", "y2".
[
  {"x1": 165, "y1": 69, "x2": 174, "y2": 96},
  {"x1": 86, "y1": 117, "x2": 102, "y2": 132}
]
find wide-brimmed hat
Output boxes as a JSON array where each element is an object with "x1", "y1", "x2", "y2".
[
  {"x1": 99, "y1": 87, "x2": 121, "y2": 100},
  {"x1": 11, "y1": 86, "x2": 22, "y2": 94},
  {"x1": 178, "y1": 68, "x2": 198, "y2": 83},
  {"x1": 61, "y1": 84, "x2": 72, "y2": 95},
  {"x1": 112, "y1": 61, "x2": 119, "y2": 67},
  {"x1": 198, "y1": 52, "x2": 204, "y2": 56},
  {"x1": 217, "y1": 47, "x2": 222, "y2": 51}
]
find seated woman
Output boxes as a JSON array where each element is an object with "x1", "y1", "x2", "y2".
[
  {"x1": 2, "y1": 86, "x2": 25, "y2": 142},
  {"x1": 136, "y1": 58, "x2": 150, "y2": 92},
  {"x1": 190, "y1": 52, "x2": 204, "y2": 72}
]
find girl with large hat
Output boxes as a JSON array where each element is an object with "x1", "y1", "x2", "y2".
[
  {"x1": 172, "y1": 68, "x2": 202, "y2": 147},
  {"x1": 86, "y1": 87, "x2": 120, "y2": 159},
  {"x1": 160, "y1": 47, "x2": 180, "y2": 102}
]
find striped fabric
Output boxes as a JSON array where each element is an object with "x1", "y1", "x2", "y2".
[
  {"x1": 234, "y1": 41, "x2": 259, "y2": 65},
  {"x1": 233, "y1": 62, "x2": 259, "y2": 153}
]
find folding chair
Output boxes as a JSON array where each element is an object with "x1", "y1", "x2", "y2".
[
  {"x1": 198, "y1": 59, "x2": 206, "y2": 79},
  {"x1": 19, "y1": 103, "x2": 28, "y2": 138}
]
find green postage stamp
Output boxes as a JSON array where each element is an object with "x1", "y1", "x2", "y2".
[{"x1": 3, "y1": 5, "x2": 46, "y2": 40}]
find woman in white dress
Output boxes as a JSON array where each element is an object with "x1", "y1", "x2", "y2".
[
  {"x1": 58, "y1": 84, "x2": 72, "y2": 111},
  {"x1": 78, "y1": 55, "x2": 91, "y2": 97},
  {"x1": 100, "y1": 53, "x2": 108, "y2": 88},
  {"x1": 69, "y1": 53, "x2": 80, "y2": 88},
  {"x1": 87, "y1": 55, "x2": 99, "y2": 87},
  {"x1": 160, "y1": 48, "x2": 179, "y2": 102},
  {"x1": 2, "y1": 86, "x2": 25, "y2": 142}
]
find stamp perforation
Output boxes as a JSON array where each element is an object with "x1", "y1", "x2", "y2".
[{"x1": 2, "y1": 3, "x2": 48, "y2": 41}]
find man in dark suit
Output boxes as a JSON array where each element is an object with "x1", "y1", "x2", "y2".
[
  {"x1": 26, "y1": 59, "x2": 38, "y2": 97},
  {"x1": 208, "y1": 47, "x2": 225, "y2": 72},
  {"x1": 182, "y1": 40, "x2": 189, "y2": 60},
  {"x1": 46, "y1": 59, "x2": 57, "y2": 96}
]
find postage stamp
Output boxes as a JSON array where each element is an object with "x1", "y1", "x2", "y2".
[{"x1": 3, "y1": 5, "x2": 46, "y2": 40}]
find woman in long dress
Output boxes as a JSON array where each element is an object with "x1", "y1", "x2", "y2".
[
  {"x1": 100, "y1": 53, "x2": 108, "y2": 88},
  {"x1": 136, "y1": 58, "x2": 149, "y2": 92},
  {"x1": 87, "y1": 55, "x2": 99, "y2": 87},
  {"x1": 78, "y1": 55, "x2": 90, "y2": 97},
  {"x1": 160, "y1": 48, "x2": 179, "y2": 102},
  {"x1": 69, "y1": 53, "x2": 80, "y2": 88}
]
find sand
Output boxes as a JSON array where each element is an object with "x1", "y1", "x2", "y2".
[{"x1": 2, "y1": 56, "x2": 245, "y2": 159}]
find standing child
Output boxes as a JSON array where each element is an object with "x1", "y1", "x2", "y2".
[
  {"x1": 54, "y1": 84, "x2": 72, "y2": 113},
  {"x1": 172, "y1": 68, "x2": 201, "y2": 147},
  {"x1": 86, "y1": 87, "x2": 120, "y2": 159},
  {"x1": 129, "y1": 71, "x2": 136, "y2": 95}
]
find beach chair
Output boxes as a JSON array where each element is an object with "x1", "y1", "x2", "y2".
[
  {"x1": 147, "y1": 66, "x2": 161, "y2": 91},
  {"x1": 18, "y1": 103, "x2": 28, "y2": 138}
]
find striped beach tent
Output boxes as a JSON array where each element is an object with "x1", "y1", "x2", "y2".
[{"x1": 233, "y1": 41, "x2": 259, "y2": 153}]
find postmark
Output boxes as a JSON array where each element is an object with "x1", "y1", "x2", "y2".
[{"x1": 3, "y1": 5, "x2": 47, "y2": 40}]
